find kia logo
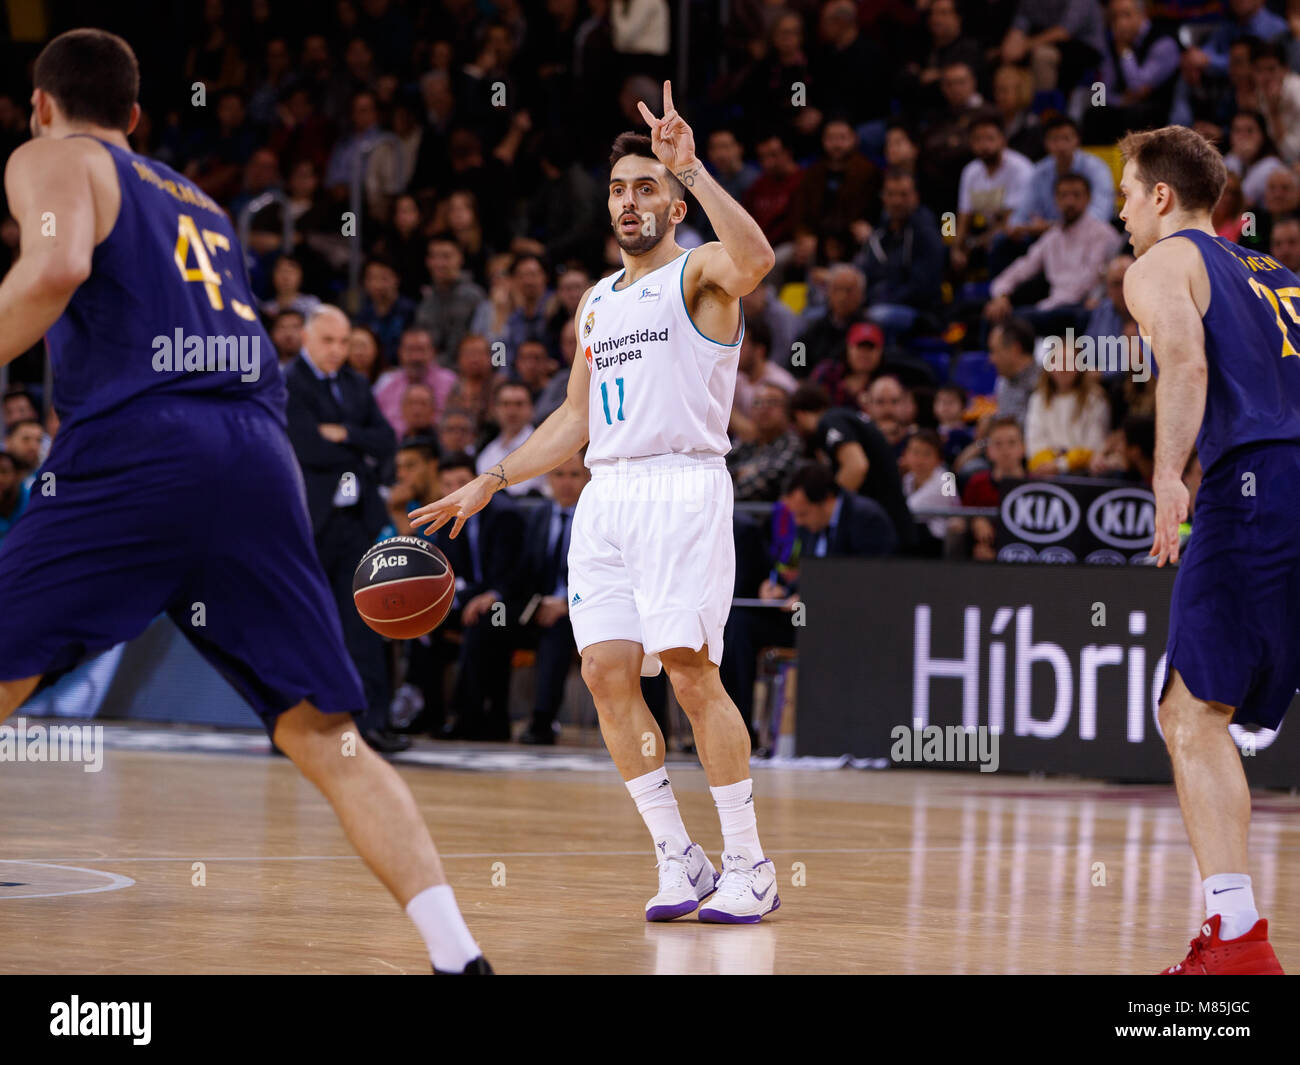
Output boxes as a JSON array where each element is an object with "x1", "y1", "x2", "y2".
[
  {"x1": 1086, "y1": 487, "x2": 1156, "y2": 549},
  {"x1": 1001, "y1": 482, "x2": 1081, "y2": 543}
]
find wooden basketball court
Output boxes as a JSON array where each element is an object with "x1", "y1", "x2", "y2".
[{"x1": 2, "y1": 726, "x2": 1297, "y2": 974}]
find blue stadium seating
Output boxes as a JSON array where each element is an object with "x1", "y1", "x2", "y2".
[{"x1": 953, "y1": 351, "x2": 997, "y2": 396}]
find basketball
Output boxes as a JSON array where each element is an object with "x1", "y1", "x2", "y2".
[{"x1": 352, "y1": 536, "x2": 455, "y2": 640}]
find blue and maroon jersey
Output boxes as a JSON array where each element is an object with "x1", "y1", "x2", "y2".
[{"x1": 43, "y1": 135, "x2": 286, "y2": 436}]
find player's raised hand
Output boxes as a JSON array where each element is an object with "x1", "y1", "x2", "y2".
[
  {"x1": 1149, "y1": 474, "x2": 1189, "y2": 567},
  {"x1": 408, "y1": 474, "x2": 499, "y2": 539},
  {"x1": 637, "y1": 81, "x2": 698, "y2": 176}
]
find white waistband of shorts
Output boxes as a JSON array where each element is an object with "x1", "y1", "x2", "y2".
[{"x1": 588, "y1": 450, "x2": 727, "y2": 477}]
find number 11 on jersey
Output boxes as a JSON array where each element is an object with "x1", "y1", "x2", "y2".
[{"x1": 600, "y1": 377, "x2": 625, "y2": 425}]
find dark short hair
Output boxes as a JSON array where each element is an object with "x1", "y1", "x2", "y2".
[
  {"x1": 398, "y1": 436, "x2": 440, "y2": 462},
  {"x1": 908, "y1": 428, "x2": 943, "y2": 456},
  {"x1": 271, "y1": 309, "x2": 306, "y2": 328},
  {"x1": 783, "y1": 461, "x2": 838, "y2": 503},
  {"x1": 968, "y1": 108, "x2": 1004, "y2": 136},
  {"x1": 492, "y1": 378, "x2": 531, "y2": 403},
  {"x1": 1042, "y1": 114, "x2": 1080, "y2": 139},
  {"x1": 438, "y1": 449, "x2": 477, "y2": 476},
  {"x1": 993, "y1": 316, "x2": 1036, "y2": 355},
  {"x1": 1118, "y1": 125, "x2": 1228, "y2": 213},
  {"x1": 1054, "y1": 170, "x2": 1091, "y2": 195},
  {"x1": 609, "y1": 131, "x2": 687, "y2": 201},
  {"x1": 34, "y1": 29, "x2": 138, "y2": 132},
  {"x1": 1250, "y1": 37, "x2": 1288, "y2": 65},
  {"x1": 5, "y1": 418, "x2": 41, "y2": 437},
  {"x1": 790, "y1": 382, "x2": 832, "y2": 414},
  {"x1": 936, "y1": 383, "x2": 967, "y2": 405},
  {"x1": 987, "y1": 414, "x2": 1023, "y2": 437},
  {"x1": 363, "y1": 255, "x2": 398, "y2": 276}
]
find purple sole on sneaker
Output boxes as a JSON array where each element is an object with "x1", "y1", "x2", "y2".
[
  {"x1": 646, "y1": 883, "x2": 718, "y2": 922},
  {"x1": 698, "y1": 894, "x2": 780, "y2": 924}
]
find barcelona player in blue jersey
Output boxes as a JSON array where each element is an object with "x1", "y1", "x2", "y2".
[
  {"x1": 0, "y1": 29, "x2": 490, "y2": 973},
  {"x1": 1119, "y1": 126, "x2": 1299, "y2": 975}
]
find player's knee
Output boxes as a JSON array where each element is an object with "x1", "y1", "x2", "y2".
[
  {"x1": 581, "y1": 650, "x2": 639, "y2": 706},
  {"x1": 661, "y1": 661, "x2": 718, "y2": 715},
  {"x1": 1157, "y1": 682, "x2": 1231, "y2": 749},
  {"x1": 273, "y1": 703, "x2": 358, "y2": 771}
]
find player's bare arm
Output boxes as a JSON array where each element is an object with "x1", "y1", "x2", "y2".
[
  {"x1": 409, "y1": 287, "x2": 594, "y2": 538},
  {"x1": 1123, "y1": 237, "x2": 1209, "y2": 567},
  {"x1": 638, "y1": 82, "x2": 775, "y2": 332},
  {"x1": 0, "y1": 138, "x2": 103, "y2": 366}
]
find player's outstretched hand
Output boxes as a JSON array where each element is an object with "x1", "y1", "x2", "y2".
[
  {"x1": 1149, "y1": 474, "x2": 1190, "y2": 567},
  {"x1": 636, "y1": 80, "x2": 697, "y2": 176},
  {"x1": 408, "y1": 475, "x2": 498, "y2": 539}
]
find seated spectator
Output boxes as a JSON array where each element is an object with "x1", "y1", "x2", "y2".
[
  {"x1": 1024, "y1": 358, "x2": 1111, "y2": 474},
  {"x1": 1223, "y1": 110, "x2": 1286, "y2": 207},
  {"x1": 476, "y1": 381, "x2": 548, "y2": 497},
  {"x1": 1009, "y1": 117, "x2": 1116, "y2": 247},
  {"x1": 4, "y1": 419, "x2": 43, "y2": 490},
  {"x1": 372, "y1": 194, "x2": 428, "y2": 302},
  {"x1": 1001, "y1": 0, "x2": 1106, "y2": 93},
  {"x1": 934, "y1": 384, "x2": 974, "y2": 465},
  {"x1": 1180, "y1": 0, "x2": 1287, "y2": 87},
  {"x1": 989, "y1": 317, "x2": 1041, "y2": 424},
  {"x1": 961, "y1": 415, "x2": 1027, "y2": 560},
  {"x1": 1212, "y1": 170, "x2": 1252, "y2": 244},
  {"x1": 864, "y1": 374, "x2": 910, "y2": 454},
  {"x1": 950, "y1": 111, "x2": 1034, "y2": 277},
  {"x1": 0, "y1": 450, "x2": 29, "y2": 546},
  {"x1": 514, "y1": 339, "x2": 557, "y2": 404},
  {"x1": 696, "y1": 128, "x2": 760, "y2": 242},
  {"x1": 720, "y1": 461, "x2": 896, "y2": 741},
  {"x1": 1251, "y1": 38, "x2": 1300, "y2": 166},
  {"x1": 1085, "y1": 0, "x2": 1180, "y2": 144},
  {"x1": 897, "y1": 0, "x2": 986, "y2": 117},
  {"x1": 811, "y1": 321, "x2": 884, "y2": 410},
  {"x1": 1261, "y1": 168, "x2": 1300, "y2": 239},
  {"x1": 991, "y1": 63, "x2": 1043, "y2": 162},
  {"x1": 790, "y1": 383, "x2": 916, "y2": 551},
  {"x1": 792, "y1": 117, "x2": 881, "y2": 248},
  {"x1": 728, "y1": 383, "x2": 804, "y2": 502},
  {"x1": 438, "y1": 407, "x2": 479, "y2": 459},
  {"x1": 985, "y1": 173, "x2": 1122, "y2": 338},
  {"x1": 918, "y1": 61, "x2": 983, "y2": 210},
  {"x1": 743, "y1": 132, "x2": 804, "y2": 247},
  {"x1": 732, "y1": 317, "x2": 798, "y2": 438},
  {"x1": 901, "y1": 429, "x2": 951, "y2": 550},
  {"x1": 740, "y1": 281, "x2": 801, "y2": 370},
  {"x1": 415, "y1": 235, "x2": 489, "y2": 368},
  {"x1": 2, "y1": 387, "x2": 40, "y2": 431},
  {"x1": 446, "y1": 334, "x2": 499, "y2": 427},
  {"x1": 400, "y1": 382, "x2": 439, "y2": 439},
  {"x1": 346, "y1": 325, "x2": 383, "y2": 385},
  {"x1": 535, "y1": 319, "x2": 576, "y2": 425},
  {"x1": 513, "y1": 451, "x2": 591, "y2": 745},
  {"x1": 796, "y1": 263, "x2": 867, "y2": 379},
  {"x1": 260, "y1": 255, "x2": 321, "y2": 319},
  {"x1": 545, "y1": 266, "x2": 592, "y2": 359},
  {"x1": 1270, "y1": 214, "x2": 1300, "y2": 272},
  {"x1": 374, "y1": 327, "x2": 457, "y2": 438},
  {"x1": 855, "y1": 170, "x2": 945, "y2": 333},
  {"x1": 502, "y1": 254, "x2": 553, "y2": 369},
  {"x1": 270, "y1": 310, "x2": 305, "y2": 372},
  {"x1": 355, "y1": 256, "x2": 416, "y2": 366},
  {"x1": 1084, "y1": 254, "x2": 1135, "y2": 350}
]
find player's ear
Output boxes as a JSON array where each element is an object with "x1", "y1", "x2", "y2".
[
  {"x1": 670, "y1": 196, "x2": 688, "y2": 225},
  {"x1": 125, "y1": 102, "x2": 142, "y2": 138}
]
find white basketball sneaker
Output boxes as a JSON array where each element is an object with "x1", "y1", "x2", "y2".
[
  {"x1": 646, "y1": 841, "x2": 718, "y2": 922},
  {"x1": 698, "y1": 853, "x2": 780, "y2": 923}
]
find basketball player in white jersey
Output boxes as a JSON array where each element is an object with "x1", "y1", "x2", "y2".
[{"x1": 411, "y1": 83, "x2": 779, "y2": 923}]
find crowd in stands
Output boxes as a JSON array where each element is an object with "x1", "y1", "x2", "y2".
[{"x1": 2, "y1": 0, "x2": 1290, "y2": 746}]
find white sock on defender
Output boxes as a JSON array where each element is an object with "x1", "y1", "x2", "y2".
[
  {"x1": 1203, "y1": 873, "x2": 1260, "y2": 940},
  {"x1": 626, "y1": 767, "x2": 690, "y2": 852},
  {"x1": 406, "y1": 884, "x2": 482, "y2": 972},
  {"x1": 711, "y1": 779, "x2": 764, "y2": 860}
]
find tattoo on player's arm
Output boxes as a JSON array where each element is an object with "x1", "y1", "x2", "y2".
[
  {"x1": 486, "y1": 463, "x2": 508, "y2": 488},
  {"x1": 676, "y1": 165, "x2": 700, "y2": 188}
]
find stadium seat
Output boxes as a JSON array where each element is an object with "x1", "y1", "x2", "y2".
[
  {"x1": 953, "y1": 351, "x2": 997, "y2": 397},
  {"x1": 907, "y1": 336, "x2": 952, "y2": 383}
]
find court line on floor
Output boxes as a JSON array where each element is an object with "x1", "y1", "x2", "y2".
[{"x1": 0, "y1": 860, "x2": 136, "y2": 900}]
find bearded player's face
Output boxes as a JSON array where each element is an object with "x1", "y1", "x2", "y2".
[{"x1": 608, "y1": 156, "x2": 678, "y2": 255}]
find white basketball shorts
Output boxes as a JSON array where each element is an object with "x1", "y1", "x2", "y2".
[{"x1": 567, "y1": 451, "x2": 735, "y2": 675}]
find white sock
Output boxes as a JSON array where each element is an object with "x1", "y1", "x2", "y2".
[
  {"x1": 1203, "y1": 873, "x2": 1260, "y2": 940},
  {"x1": 711, "y1": 778, "x2": 764, "y2": 861},
  {"x1": 626, "y1": 767, "x2": 690, "y2": 855},
  {"x1": 405, "y1": 884, "x2": 482, "y2": 972}
]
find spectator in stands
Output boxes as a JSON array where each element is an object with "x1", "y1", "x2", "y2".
[
  {"x1": 988, "y1": 317, "x2": 1041, "y2": 424},
  {"x1": 440, "y1": 189, "x2": 493, "y2": 286},
  {"x1": 991, "y1": 63, "x2": 1043, "y2": 162},
  {"x1": 324, "y1": 89, "x2": 385, "y2": 199},
  {"x1": 355, "y1": 257, "x2": 416, "y2": 366},
  {"x1": 514, "y1": 339, "x2": 557, "y2": 404},
  {"x1": 1179, "y1": 1, "x2": 1287, "y2": 97},
  {"x1": 811, "y1": 0, "x2": 890, "y2": 132},
  {"x1": 961, "y1": 415, "x2": 1027, "y2": 560},
  {"x1": 0, "y1": 450, "x2": 27, "y2": 545},
  {"x1": 1001, "y1": 0, "x2": 1106, "y2": 93},
  {"x1": 1084, "y1": 255, "x2": 1135, "y2": 349},
  {"x1": 728, "y1": 383, "x2": 804, "y2": 502},
  {"x1": 951, "y1": 111, "x2": 1034, "y2": 276},
  {"x1": 446, "y1": 333, "x2": 498, "y2": 428},
  {"x1": 743, "y1": 132, "x2": 803, "y2": 247},
  {"x1": 546, "y1": 266, "x2": 591, "y2": 356},
  {"x1": 346, "y1": 324, "x2": 383, "y2": 386},
  {"x1": 1024, "y1": 355, "x2": 1111, "y2": 474},
  {"x1": 790, "y1": 383, "x2": 915, "y2": 551},
  {"x1": 864, "y1": 374, "x2": 911, "y2": 453},
  {"x1": 4, "y1": 419, "x2": 42, "y2": 490},
  {"x1": 270, "y1": 310, "x2": 305, "y2": 372},
  {"x1": 918, "y1": 61, "x2": 983, "y2": 209},
  {"x1": 415, "y1": 235, "x2": 489, "y2": 367},
  {"x1": 1270, "y1": 214, "x2": 1300, "y2": 272},
  {"x1": 1086, "y1": 0, "x2": 1180, "y2": 143},
  {"x1": 732, "y1": 316, "x2": 798, "y2": 436},
  {"x1": 535, "y1": 319, "x2": 576, "y2": 424},
  {"x1": 934, "y1": 384, "x2": 974, "y2": 465},
  {"x1": 260, "y1": 255, "x2": 321, "y2": 319},
  {"x1": 520, "y1": 131, "x2": 607, "y2": 268},
  {"x1": 1213, "y1": 170, "x2": 1252, "y2": 244},
  {"x1": 740, "y1": 10, "x2": 818, "y2": 154},
  {"x1": 438, "y1": 408, "x2": 478, "y2": 459},
  {"x1": 811, "y1": 321, "x2": 884, "y2": 410},
  {"x1": 502, "y1": 254, "x2": 553, "y2": 369},
  {"x1": 897, "y1": 0, "x2": 985, "y2": 116},
  {"x1": 883, "y1": 119, "x2": 922, "y2": 191},
  {"x1": 721, "y1": 461, "x2": 897, "y2": 740},
  {"x1": 697, "y1": 128, "x2": 759, "y2": 242},
  {"x1": 1010, "y1": 117, "x2": 1116, "y2": 248},
  {"x1": 476, "y1": 380, "x2": 547, "y2": 497},
  {"x1": 740, "y1": 281, "x2": 800, "y2": 371},
  {"x1": 1223, "y1": 110, "x2": 1286, "y2": 207},
  {"x1": 985, "y1": 173, "x2": 1122, "y2": 337},
  {"x1": 400, "y1": 382, "x2": 439, "y2": 439},
  {"x1": 373, "y1": 193, "x2": 427, "y2": 302},
  {"x1": 284, "y1": 306, "x2": 399, "y2": 753},
  {"x1": 1, "y1": 387, "x2": 39, "y2": 430},
  {"x1": 189, "y1": 89, "x2": 256, "y2": 204},
  {"x1": 901, "y1": 429, "x2": 951, "y2": 551},
  {"x1": 426, "y1": 450, "x2": 525, "y2": 742},
  {"x1": 797, "y1": 263, "x2": 866, "y2": 379},
  {"x1": 374, "y1": 327, "x2": 456, "y2": 438},
  {"x1": 1250, "y1": 39, "x2": 1300, "y2": 166},
  {"x1": 856, "y1": 170, "x2": 945, "y2": 334},
  {"x1": 792, "y1": 117, "x2": 881, "y2": 247},
  {"x1": 514, "y1": 451, "x2": 591, "y2": 745},
  {"x1": 1262, "y1": 167, "x2": 1300, "y2": 231}
]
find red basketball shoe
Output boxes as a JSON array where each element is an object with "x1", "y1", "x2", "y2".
[{"x1": 1160, "y1": 914, "x2": 1285, "y2": 974}]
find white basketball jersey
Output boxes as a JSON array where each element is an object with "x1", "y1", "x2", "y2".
[{"x1": 578, "y1": 248, "x2": 742, "y2": 464}]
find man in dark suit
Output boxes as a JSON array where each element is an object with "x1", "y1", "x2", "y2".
[
  {"x1": 285, "y1": 305, "x2": 402, "y2": 751},
  {"x1": 428, "y1": 450, "x2": 524, "y2": 741},
  {"x1": 513, "y1": 451, "x2": 589, "y2": 745},
  {"x1": 721, "y1": 461, "x2": 897, "y2": 744}
]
